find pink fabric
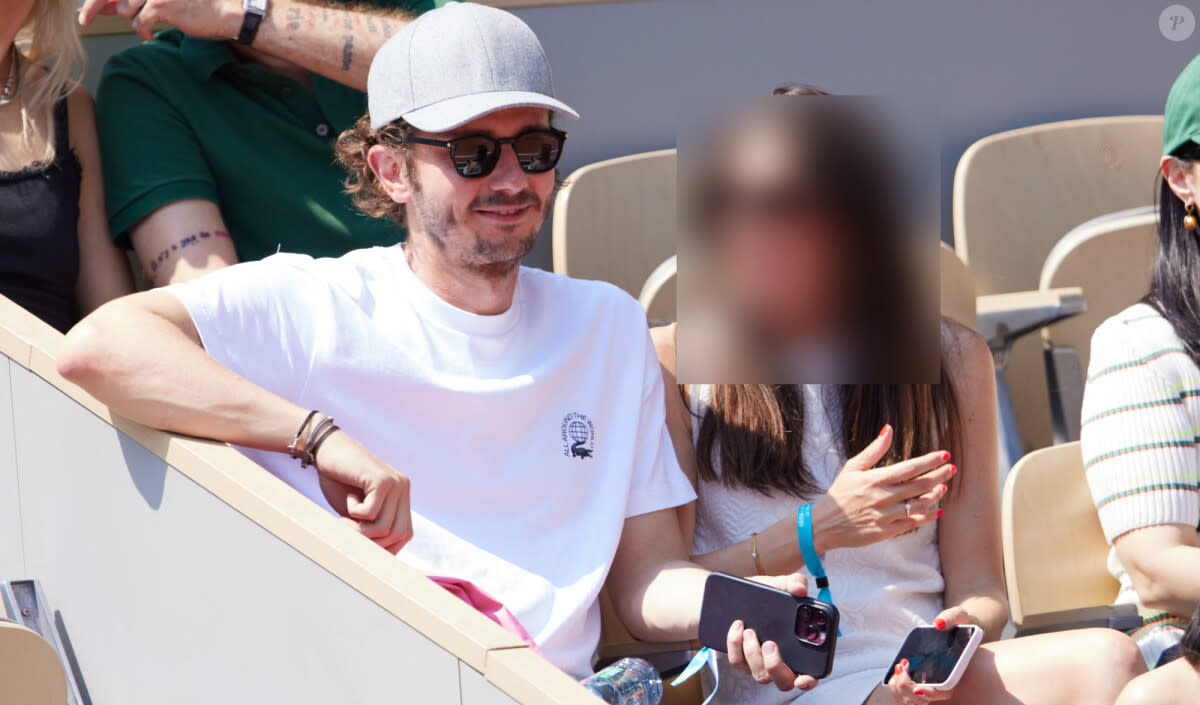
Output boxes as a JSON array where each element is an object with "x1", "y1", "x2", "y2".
[{"x1": 429, "y1": 576, "x2": 545, "y2": 657}]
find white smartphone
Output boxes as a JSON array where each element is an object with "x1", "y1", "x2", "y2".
[{"x1": 882, "y1": 624, "x2": 983, "y2": 690}]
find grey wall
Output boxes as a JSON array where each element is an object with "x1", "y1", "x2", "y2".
[
  {"x1": 0, "y1": 353, "x2": 529, "y2": 705},
  {"x1": 82, "y1": 1, "x2": 1195, "y2": 269}
]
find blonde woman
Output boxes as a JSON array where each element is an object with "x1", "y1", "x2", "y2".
[{"x1": 0, "y1": 0, "x2": 131, "y2": 333}]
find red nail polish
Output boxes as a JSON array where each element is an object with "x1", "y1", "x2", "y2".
[
  {"x1": 914, "y1": 689, "x2": 925, "y2": 697},
  {"x1": 895, "y1": 663, "x2": 903, "y2": 674},
  {"x1": 939, "y1": 484, "x2": 947, "y2": 494},
  {"x1": 936, "y1": 509, "x2": 944, "y2": 518},
  {"x1": 941, "y1": 452, "x2": 950, "y2": 462},
  {"x1": 934, "y1": 617, "x2": 947, "y2": 630},
  {"x1": 879, "y1": 425, "x2": 888, "y2": 437},
  {"x1": 949, "y1": 464, "x2": 957, "y2": 476}
]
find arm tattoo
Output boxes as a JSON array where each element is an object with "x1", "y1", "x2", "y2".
[
  {"x1": 341, "y1": 33, "x2": 354, "y2": 71},
  {"x1": 286, "y1": 7, "x2": 302, "y2": 31},
  {"x1": 147, "y1": 230, "x2": 231, "y2": 278}
]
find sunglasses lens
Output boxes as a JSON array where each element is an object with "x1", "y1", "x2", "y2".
[
  {"x1": 514, "y1": 132, "x2": 562, "y2": 173},
  {"x1": 449, "y1": 136, "x2": 499, "y2": 177}
]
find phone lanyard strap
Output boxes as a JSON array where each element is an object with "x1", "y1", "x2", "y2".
[
  {"x1": 795, "y1": 503, "x2": 833, "y2": 605},
  {"x1": 671, "y1": 646, "x2": 719, "y2": 705}
]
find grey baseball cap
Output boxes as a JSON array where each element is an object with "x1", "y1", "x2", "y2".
[{"x1": 367, "y1": 2, "x2": 579, "y2": 132}]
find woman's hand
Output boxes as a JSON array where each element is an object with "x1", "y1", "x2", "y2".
[
  {"x1": 888, "y1": 658, "x2": 953, "y2": 704},
  {"x1": 811, "y1": 425, "x2": 954, "y2": 553},
  {"x1": 887, "y1": 607, "x2": 972, "y2": 704},
  {"x1": 725, "y1": 574, "x2": 820, "y2": 693}
]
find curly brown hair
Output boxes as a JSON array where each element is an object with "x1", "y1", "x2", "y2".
[{"x1": 334, "y1": 114, "x2": 414, "y2": 228}]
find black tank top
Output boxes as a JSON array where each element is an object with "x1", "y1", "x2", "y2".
[{"x1": 0, "y1": 98, "x2": 82, "y2": 334}]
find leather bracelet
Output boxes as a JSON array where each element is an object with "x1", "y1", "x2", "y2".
[
  {"x1": 306, "y1": 421, "x2": 340, "y2": 469},
  {"x1": 287, "y1": 411, "x2": 339, "y2": 468},
  {"x1": 287, "y1": 410, "x2": 320, "y2": 462},
  {"x1": 297, "y1": 416, "x2": 335, "y2": 468}
]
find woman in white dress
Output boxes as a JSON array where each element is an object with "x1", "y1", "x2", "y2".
[{"x1": 653, "y1": 94, "x2": 1145, "y2": 704}]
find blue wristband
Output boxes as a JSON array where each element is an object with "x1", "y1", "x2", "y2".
[{"x1": 796, "y1": 503, "x2": 834, "y2": 606}]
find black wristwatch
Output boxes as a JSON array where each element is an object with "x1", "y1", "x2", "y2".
[{"x1": 235, "y1": 0, "x2": 268, "y2": 45}]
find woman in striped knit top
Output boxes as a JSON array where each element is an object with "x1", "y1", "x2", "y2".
[{"x1": 1081, "y1": 53, "x2": 1200, "y2": 677}]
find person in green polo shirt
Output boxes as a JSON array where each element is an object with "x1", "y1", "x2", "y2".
[{"x1": 79, "y1": 0, "x2": 448, "y2": 286}]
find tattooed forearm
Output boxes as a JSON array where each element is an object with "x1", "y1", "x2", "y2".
[
  {"x1": 147, "y1": 230, "x2": 231, "y2": 282},
  {"x1": 341, "y1": 33, "x2": 354, "y2": 71},
  {"x1": 270, "y1": 2, "x2": 414, "y2": 79}
]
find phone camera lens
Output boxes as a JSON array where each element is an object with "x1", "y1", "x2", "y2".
[{"x1": 795, "y1": 605, "x2": 827, "y2": 646}]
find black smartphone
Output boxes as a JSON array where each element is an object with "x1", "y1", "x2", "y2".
[
  {"x1": 697, "y1": 572, "x2": 839, "y2": 679},
  {"x1": 882, "y1": 625, "x2": 983, "y2": 690}
]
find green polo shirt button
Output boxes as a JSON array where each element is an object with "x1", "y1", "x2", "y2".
[
  {"x1": 315, "y1": 123, "x2": 331, "y2": 137},
  {"x1": 280, "y1": 85, "x2": 293, "y2": 98}
]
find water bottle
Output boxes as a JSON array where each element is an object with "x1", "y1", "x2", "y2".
[{"x1": 580, "y1": 657, "x2": 663, "y2": 705}]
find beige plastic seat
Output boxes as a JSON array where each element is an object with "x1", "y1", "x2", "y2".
[
  {"x1": 954, "y1": 115, "x2": 1163, "y2": 457},
  {"x1": 940, "y1": 242, "x2": 976, "y2": 329},
  {"x1": 552, "y1": 149, "x2": 677, "y2": 303},
  {"x1": 1002, "y1": 441, "x2": 1122, "y2": 632},
  {"x1": 1039, "y1": 206, "x2": 1158, "y2": 441},
  {"x1": 639, "y1": 255, "x2": 677, "y2": 325},
  {"x1": 0, "y1": 621, "x2": 68, "y2": 705}
]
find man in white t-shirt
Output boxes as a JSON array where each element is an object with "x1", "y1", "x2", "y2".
[{"x1": 58, "y1": 2, "x2": 815, "y2": 690}]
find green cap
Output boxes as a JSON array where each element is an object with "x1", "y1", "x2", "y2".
[{"x1": 1164, "y1": 53, "x2": 1200, "y2": 155}]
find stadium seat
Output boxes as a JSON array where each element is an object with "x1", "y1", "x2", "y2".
[
  {"x1": 954, "y1": 115, "x2": 1163, "y2": 460},
  {"x1": 639, "y1": 255, "x2": 677, "y2": 325},
  {"x1": 940, "y1": 242, "x2": 976, "y2": 329},
  {"x1": 552, "y1": 149, "x2": 678, "y2": 305},
  {"x1": 0, "y1": 621, "x2": 68, "y2": 705},
  {"x1": 1002, "y1": 441, "x2": 1133, "y2": 636},
  {"x1": 1038, "y1": 206, "x2": 1158, "y2": 442}
]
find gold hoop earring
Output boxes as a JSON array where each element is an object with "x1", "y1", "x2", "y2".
[{"x1": 1186, "y1": 202, "x2": 1198, "y2": 231}]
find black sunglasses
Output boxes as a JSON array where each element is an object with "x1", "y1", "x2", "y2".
[{"x1": 406, "y1": 128, "x2": 567, "y2": 178}]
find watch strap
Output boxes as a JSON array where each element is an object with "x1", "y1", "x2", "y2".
[{"x1": 235, "y1": 0, "x2": 267, "y2": 45}]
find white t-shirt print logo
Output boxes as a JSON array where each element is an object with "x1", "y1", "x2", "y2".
[{"x1": 561, "y1": 412, "x2": 595, "y2": 459}]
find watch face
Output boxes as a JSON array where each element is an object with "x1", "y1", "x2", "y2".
[{"x1": 245, "y1": 0, "x2": 268, "y2": 13}]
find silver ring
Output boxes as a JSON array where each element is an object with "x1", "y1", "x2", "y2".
[{"x1": 905, "y1": 501, "x2": 912, "y2": 518}]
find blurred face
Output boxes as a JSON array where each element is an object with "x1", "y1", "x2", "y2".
[
  {"x1": 402, "y1": 107, "x2": 557, "y2": 275},
  {"x1": 706, "y1": 128, "x2": 852, "y2": 343}
]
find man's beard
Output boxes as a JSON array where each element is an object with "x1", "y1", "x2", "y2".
[{"x1": 408, "y1": 176, "x2": 544, "y2": 279}]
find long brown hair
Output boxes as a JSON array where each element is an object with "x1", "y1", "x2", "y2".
[{"x1": 692, "y1": 371, "x2": 961, "y2": 499}]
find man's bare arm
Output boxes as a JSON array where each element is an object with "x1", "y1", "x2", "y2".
[
  {"x1": 58, "y1": 292, "x2": 415, "y2": 551},
  {"x1": 59, "y1": 290, "x2": 303, "y2": 446},
  {"x1": 253, "y1": 0, "x2": 414, "y2": 90},
  {"x1": 79, "y1": 0, "x2": 414, "y2": 91},
  {"x1": 605, "y1": 507, "x2": 818, "y2": 692},
  {"x1": 129, "y1": 199, "x2": 239, "y2": 287}
]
